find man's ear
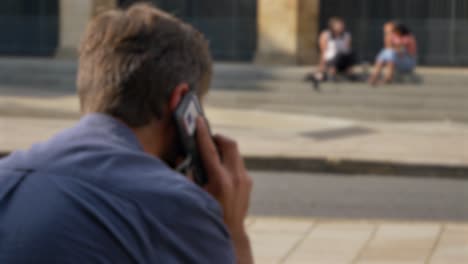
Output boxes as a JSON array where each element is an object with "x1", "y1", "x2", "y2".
[{"x1": 169, "y1": 83, "x2": 190, "y2": 112}]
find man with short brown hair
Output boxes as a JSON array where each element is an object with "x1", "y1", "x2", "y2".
[{"x1": 0, "y1": 3, "x2": 253, "y2": 263}]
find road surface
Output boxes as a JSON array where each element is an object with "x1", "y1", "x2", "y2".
[{"x1": 250, "y1": 172, "x2": 468, "y2": 221}]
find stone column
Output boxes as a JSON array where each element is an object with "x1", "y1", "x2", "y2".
[
  {"x1": 55, "y1": 0, "x2": 117, "y2": 58},
  {"x1": 297, "y1": 0, "x2": 320, "y2": 65},
  {"x1": 255, "y1": 0, "x2": 320, "y2": 65}
]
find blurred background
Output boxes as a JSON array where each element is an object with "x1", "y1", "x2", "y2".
[
  {"x1": 2, "y1": 0, "x2": 468, "y2": 64},
  {"x1": 0, "y1": 0, "x2": 467, "y2": 263}
]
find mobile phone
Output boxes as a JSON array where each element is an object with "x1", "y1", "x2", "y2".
[{"x1": 174, "y1": 91, "x2": 210, "y2": 186}]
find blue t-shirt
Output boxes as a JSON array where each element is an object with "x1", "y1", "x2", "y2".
[{"x1": 0, "y1": 114, "x2": 235, "y2": 263}]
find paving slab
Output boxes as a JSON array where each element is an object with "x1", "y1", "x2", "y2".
[
  {"x1": 248, "y1": 218, "x2": 314, "y2": 264},
  {"x1": 355, "y1": 223, "x2": 441, "y2": 264},
  {"x1": 246, "y1": 218, "x2": 468, "y2": 264},
  {"x1": 284, "y1": 221, "x2": 375, "y2": 264},
  {"x1": 430, "y1": 224, "x2": 468, "y2": 264}
]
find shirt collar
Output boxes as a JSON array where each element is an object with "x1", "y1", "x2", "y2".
[{"x1": 79, "y1": 113, "x2": 143, "y2": 152}]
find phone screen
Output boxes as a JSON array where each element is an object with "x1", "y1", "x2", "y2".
[{"x1": 174, "y1": 91, "x2": 210, "y2": 186}]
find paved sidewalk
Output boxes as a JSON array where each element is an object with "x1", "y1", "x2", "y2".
[
  {"x1": 1, "y1": 103, "x2": 467, "y2": 165},
  {"x1": 207, "y1": 108, "x2": 468, "y2": 167},
  {"x1": 0, "y1": 99, "x2": 467, "y2": 175},
  {"x1": 247, "y1": 217, "x2": 468, "y2": 264}
]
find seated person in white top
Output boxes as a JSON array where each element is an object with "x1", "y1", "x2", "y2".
[{"x1": 311, "y1": 17, "x2": 356, "y2": 87}]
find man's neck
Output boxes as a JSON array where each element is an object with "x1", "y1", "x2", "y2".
[{"x1": 130, "y1": 121, "x2": 166, "y2": 158}]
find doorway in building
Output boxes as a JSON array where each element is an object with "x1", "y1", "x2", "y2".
[
  {"x1": 120, "y1": 0, "x2": 257, "y2": 61},
  {"x1": 0, "y1": 0, "x2": 58, "y2": 56},
  {"x1": 320, "y1": 0, "x2": 468, "y2": 66}
]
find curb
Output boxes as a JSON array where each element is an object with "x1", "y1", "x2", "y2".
[
  {"x1": 1, "y1": 150, "x2": 466, "y2": 179},
  {"x1": 244, "y1": 156, "x2": 468, "y2": 179}
]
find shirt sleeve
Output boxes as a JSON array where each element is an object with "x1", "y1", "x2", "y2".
[{"x1": 156, "y1": 184, "x2": 236, "y2": 264}]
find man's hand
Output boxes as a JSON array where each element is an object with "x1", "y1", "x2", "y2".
[{"x1": 196, "y1": 117, "x2": 254, "y2": 264}]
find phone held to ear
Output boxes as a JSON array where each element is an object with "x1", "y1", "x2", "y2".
[{"x1": 174, "y1": 91, "x2": 211, "y2": 186}]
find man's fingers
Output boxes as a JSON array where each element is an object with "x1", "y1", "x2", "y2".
[
  {"x1": 196, "y1": 117, "x2": 221, "y2": 173},
  {"x1": 213, "y1": 135, "x2": 246, "y2": 189},
  {"x1": 213, "y1": 135, "x2": 244, "y2": 170}
]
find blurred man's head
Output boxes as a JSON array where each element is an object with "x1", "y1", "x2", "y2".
[
  {"x1": 77, "y1": 3, "x2": 212, "y2": 128},
  {"x1": 77, "y1": 3, "x2": 212, "y2": 163},
  {"x1": 328, "y1": 17, "x2": 345, "y2": 35}
]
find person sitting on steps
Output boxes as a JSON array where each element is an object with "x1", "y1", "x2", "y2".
[
  {"x1": 308, "y1": 17, "x2": 357, "y2": 89},
  {"x1": 369, "y1": 22, "x2": 418, "y2": 86}
]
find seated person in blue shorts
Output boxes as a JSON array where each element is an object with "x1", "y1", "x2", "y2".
[{"x1": 369, "y1": 22, "x2": 418, "y2": 86}]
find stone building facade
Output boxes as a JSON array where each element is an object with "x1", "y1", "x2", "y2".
[
  {"x1": 0, "y1": 0, "x2": 321, "y2": 65},
  {"x1": 2, "y1": 0, "x2": 468, "y2": 65}
]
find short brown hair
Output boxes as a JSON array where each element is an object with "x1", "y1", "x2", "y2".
[{"x1": 77, "y1": 3, "x2": 212, "y2": 127}]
